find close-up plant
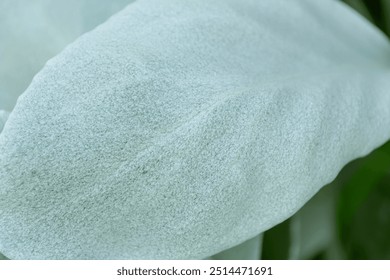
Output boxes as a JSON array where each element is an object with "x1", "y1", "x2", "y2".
[{"x1": 0, "y1": 0, "x2": 389, "y2": 260}]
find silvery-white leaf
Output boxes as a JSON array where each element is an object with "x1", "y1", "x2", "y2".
[
  {"x1": 0, "y1": 0, "x2": 390, "y2": 259},
  {"x1": 0, "y1": 0, "x2": 134, "y2": 111}
]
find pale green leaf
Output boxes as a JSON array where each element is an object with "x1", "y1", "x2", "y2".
[
  {"x1": 0, "y1": 0, "x2": 134, "y2": 111},
  {"x1": 0, "y1": 0, "x2": 390, "y2": 259}
]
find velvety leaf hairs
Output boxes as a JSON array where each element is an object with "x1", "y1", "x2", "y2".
[{"x1": 0, "y1": 0, "x2": 389, "y2": 259}]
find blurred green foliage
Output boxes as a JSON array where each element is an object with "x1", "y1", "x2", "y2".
[
  {"x1": 261, "y1": 0, "x2": 390, "y2": 260},
  {"x1": 344, "y1": 0, "x2": 390, "y2": 36},
  {"x1": 338, "y1": 142, "x2": 390, "y2": 259}
]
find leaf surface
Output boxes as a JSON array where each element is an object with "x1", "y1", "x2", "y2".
[{"x1": 0, "y1": 0, "x2": 390, "y2": 259}]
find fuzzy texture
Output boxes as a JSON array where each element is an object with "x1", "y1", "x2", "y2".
[
  {"x1": 0, "y1": 0, "x2": 390, "y2": 259},
  {"x1": 0, "y1": 0, "x2": 134, "y2": 111}
]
